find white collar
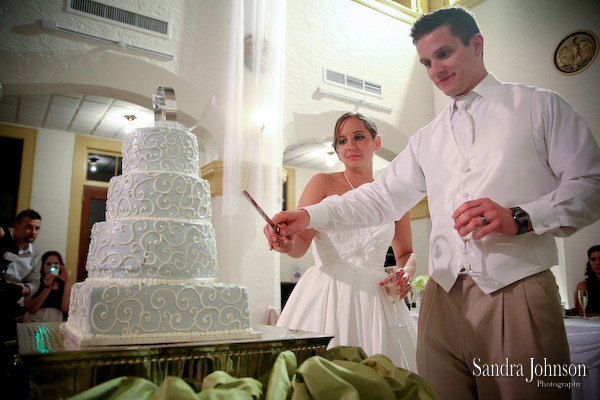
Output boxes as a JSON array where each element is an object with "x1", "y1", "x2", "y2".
[{"x1": 450, "y1": 72, "x2": 501, "y2": 108}]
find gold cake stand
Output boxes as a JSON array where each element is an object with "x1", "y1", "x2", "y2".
[{"x1": 15, "y1": 322, "x2": 333, "y2": 399}]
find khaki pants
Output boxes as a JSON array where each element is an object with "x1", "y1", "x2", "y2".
[{"x1": 417, "y1": 270, "x2": 571, "y2": 400}]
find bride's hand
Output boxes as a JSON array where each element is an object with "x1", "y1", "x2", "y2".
[
  {"x1": 263, "y1": 224, "x2": 296, "y2": 253},
  {"x1": 380, "y1": 268, "x2": 412, "y2": 298}
]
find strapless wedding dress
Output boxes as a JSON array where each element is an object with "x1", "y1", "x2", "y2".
[{"x1": 276, "y1": 221, "x2": 418, "y2": 372}]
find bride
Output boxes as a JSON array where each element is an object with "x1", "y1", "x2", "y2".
[{"x1": 264, "y1": 112, "x2": 417, "y2": 372}]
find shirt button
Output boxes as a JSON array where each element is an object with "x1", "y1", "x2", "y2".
[{"x1": 542, "y1": 222, "x2": 550, "y2": 228}]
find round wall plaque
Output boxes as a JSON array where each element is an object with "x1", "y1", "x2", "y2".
[{"x1": 553, "y1": 30, "x2": 598, "y2": 75}]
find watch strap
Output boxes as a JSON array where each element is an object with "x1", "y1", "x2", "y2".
[{"x1": 510, "y1": 207, "x2": 529, "y2": 235}]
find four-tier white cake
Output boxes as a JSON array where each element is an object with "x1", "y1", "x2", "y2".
[{"x1": 62, "y1": 122, "x2": 255, "y2": 346}]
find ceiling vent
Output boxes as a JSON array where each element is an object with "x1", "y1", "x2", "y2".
[
  {"x1": 67, "y1": 0, "x2": 169, "y2": 37},
  {"x1": 324, "y1": 68, "x2": 382, "y2": 97}
]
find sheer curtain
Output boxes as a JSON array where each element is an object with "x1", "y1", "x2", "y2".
[
  {"x1": 219, "y1": 0, "x2": 286, "y2": 309},
  {"x1": 223, "y1": 0, "x2": 285, "y2": 213}
]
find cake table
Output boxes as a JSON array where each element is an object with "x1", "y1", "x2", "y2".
[{"x1": 16, "y1": 322, "x2": 333, "y2": 399}]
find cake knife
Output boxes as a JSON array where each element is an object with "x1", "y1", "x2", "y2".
[{"x1": 242, "y1": 190, "x2": 280, "y2": 235}]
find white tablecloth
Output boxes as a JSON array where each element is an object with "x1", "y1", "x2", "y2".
[{"x1": 565, "y1": 316, "x2": 600, "y2": 400}]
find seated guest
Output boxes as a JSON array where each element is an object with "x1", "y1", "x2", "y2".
[
  {"x1": 23, "y1": 251, "x2": 71, "y2": 322},
  {"x1": 575, "y1": 245, "x2": 600, "y2": 317}
]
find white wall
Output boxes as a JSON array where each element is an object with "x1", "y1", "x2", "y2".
[
  {"x1": 283, "y1": 0, "x2": 435, "y2": 156},
  {"x1": 26, "y1": 127, "x2": 75, "y2": 259}
]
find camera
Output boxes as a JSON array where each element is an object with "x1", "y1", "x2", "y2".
[{"x1": 49, "y1": 264, "x2": 60, "y2": 276}]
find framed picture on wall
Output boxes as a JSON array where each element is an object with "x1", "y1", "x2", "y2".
[{"x1": 553, "y1": 30, "x2": 598, "y2": 75}]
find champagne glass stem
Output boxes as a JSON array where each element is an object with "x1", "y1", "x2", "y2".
[
  {"x1": 578, "y1": 290, "x2": 588, "y2": 318},
  {"x1": 464, "y1": 241, "x2": 471, "y2": 274},
  {"x1": 391, "y1": 301, "x2": 406, "y2": 328},
  {"x1": 393, "y1": 301, "x2": 400, "y2": 326}
]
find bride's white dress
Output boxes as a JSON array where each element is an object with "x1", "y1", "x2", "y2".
[{"x1": 276, "y1": 221, "x2": 418, "y2": 372}]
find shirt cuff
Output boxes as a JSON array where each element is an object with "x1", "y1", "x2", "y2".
[
  {"x1": 302, "y1": 203, "x2": 330, "y2": 230},
  {"x1": 520, "y1": 199, "x2": 565, "y2": 236}
]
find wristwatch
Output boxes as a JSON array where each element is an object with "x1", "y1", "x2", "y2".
[{"x1": 510, "y1": 207, "x2": 530, "y2": 235}]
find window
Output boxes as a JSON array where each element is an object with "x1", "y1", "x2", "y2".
[{"x1": 86, "y1": 153, "x2": 122, "y2": 182}]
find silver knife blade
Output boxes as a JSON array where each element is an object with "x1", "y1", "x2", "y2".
[{"x1": 243, "y1": 190, "x2": 280, "y2": 234}]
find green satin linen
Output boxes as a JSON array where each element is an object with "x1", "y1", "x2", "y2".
[
  {"x1": 68, "y1": 376, "x2": 160, "y2": 400},
  {"x1": 290, "y1": 347, "x2": 436, "y2": 400},
  {"x1": 201, "y1": 371, "x2": 262, "y2": 398},
  {"x1": 66, "y1": 347, "x2": 436, "y2": 400},
  {"x1": 264, "y1": 348, "x2": 297, "y2": 400}
]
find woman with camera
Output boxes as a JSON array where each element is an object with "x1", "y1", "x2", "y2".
[{"x1": 22, "y1": 251, "x2": 71, "y2": 322}]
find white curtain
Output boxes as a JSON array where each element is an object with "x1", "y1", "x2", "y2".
[
  {"x1": 223, "y1": 0, "x2": 285, "y2": 212},
  {"x1": 220, "y1": 0, "x2": 286, "y2": 284}
]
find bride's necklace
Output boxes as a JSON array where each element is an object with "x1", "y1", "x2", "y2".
[{"x1": 344, "y1": 171, "x2": 356, "y2": 190}]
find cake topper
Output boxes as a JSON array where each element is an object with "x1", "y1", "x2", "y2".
[{"x1": 153, "y1": 86, "x2": 177, "y2": 127}]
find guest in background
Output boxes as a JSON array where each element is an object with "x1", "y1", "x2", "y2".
[
  {"x1": 23, "y1": 251, "x2": 71, "y2": 322},
  {"x1": 0, "y1": 226, "x2": 22, "y2": 341},
  {"x1": 265, "y1": 112, "x2": 417, "y2": 372},
  {"x1": 4, "y1": 209, "x2": 42, "y2": 311},
  {"x1": 575, "y1": 245, "x2": 600, "y2": 317}
]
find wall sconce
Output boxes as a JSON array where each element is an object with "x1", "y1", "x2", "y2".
[
  {"x1": 326, "y1": 150, "x2": 336, "y2": 168},
  {"x1": 244, "y1": 34, "x2": 268, "y2": 72},
  {"x1": 89, "y1": 156, "x2": 99, "y2": 173}
]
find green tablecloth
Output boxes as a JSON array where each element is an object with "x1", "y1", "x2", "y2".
[{"x1": 68, "y1": 347, "x2": 436, "y2": 400}]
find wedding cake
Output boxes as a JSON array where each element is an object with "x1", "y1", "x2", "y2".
[{"x1": 62, "y1": 88, "x2": 255, "y2": 346}]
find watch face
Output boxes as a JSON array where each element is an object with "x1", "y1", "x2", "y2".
[
  {"x1": 515, "y1": 209, "x2": 526, "y2": 219},
  {"x1": 511, "y1": 207, "x2": 529, "y2": 234}
]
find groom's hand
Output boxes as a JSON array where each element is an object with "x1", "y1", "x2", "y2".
[{"x1": 267, "y1": 209, "x2": 310, "y2": 239}]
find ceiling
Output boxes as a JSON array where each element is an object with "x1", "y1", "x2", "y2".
[
  {"x1": 0, "y1": 93, "x2": 388, "y2": 172},
  {"x1": 0, "y1": 93, "x2": 156, "y2": 139}
]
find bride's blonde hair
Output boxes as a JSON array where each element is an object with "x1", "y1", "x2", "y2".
[{"x1": 333, "y1": 112, "x2": 378, "y2": 150}]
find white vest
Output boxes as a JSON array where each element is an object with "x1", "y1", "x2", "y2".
[{"x1": 420, "y1": 83, "x2": 559, "y2": 294}]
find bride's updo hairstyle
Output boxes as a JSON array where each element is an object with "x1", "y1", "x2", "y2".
[{"x1": 333, "y1": 112, "x2": 378, "y2": 151}]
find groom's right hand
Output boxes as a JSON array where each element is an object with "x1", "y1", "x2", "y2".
[{"x1": 264, "y1": 209, "x2": 310, "y2": 244}]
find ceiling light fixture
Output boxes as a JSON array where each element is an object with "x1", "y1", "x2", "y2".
[
  {"x1": 123, "y1": 114, "x2": 137, "y2": 121},
  {"x1": 89, "y1": 156, "x2": 99, "y2": 173}
]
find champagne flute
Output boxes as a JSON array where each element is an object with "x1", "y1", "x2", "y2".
[
  {"x1": 578, "y1": 289, "x2": 588, "y2": 318},
  {"x1": 383, "y1": 266, "x2": 407, "y2": 329},
  {"x1": 453, "y1": 193, "x2": 476, "y2": 275}
]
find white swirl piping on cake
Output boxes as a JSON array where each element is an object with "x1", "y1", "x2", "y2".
[
  {"x1": 85, "y1": 220, "x2": 218, "y2": 281},
  {"x1": 106, "y1": 173, "x2": 212, "y2": 222}
]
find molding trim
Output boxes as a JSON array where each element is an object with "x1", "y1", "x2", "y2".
[
  {"x1": 411, "y1": 197, "x2": 430, "y2": 219},
  {"x1": 352, "y1": 0, "x2": 419, "y2": 24},
  {"x1": 352, "y1": 0, "x2": 487, "y2": 24},
  {"x1": 201, "y1": 161, "x2": 287, "y2": 201},
  {"x1": 201, "y1": 160, "x2": 225, "y2": 196},
  {"x1": 66, "y1": 134, "x2": 122, "y2": 284},
  {"x1": 283, "y1": 167, "x2": 294, "y2": 210}
]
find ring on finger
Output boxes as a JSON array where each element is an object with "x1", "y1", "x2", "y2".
[{"x1": 481, "y1": 215, "x2": 488, "y2": 226}]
